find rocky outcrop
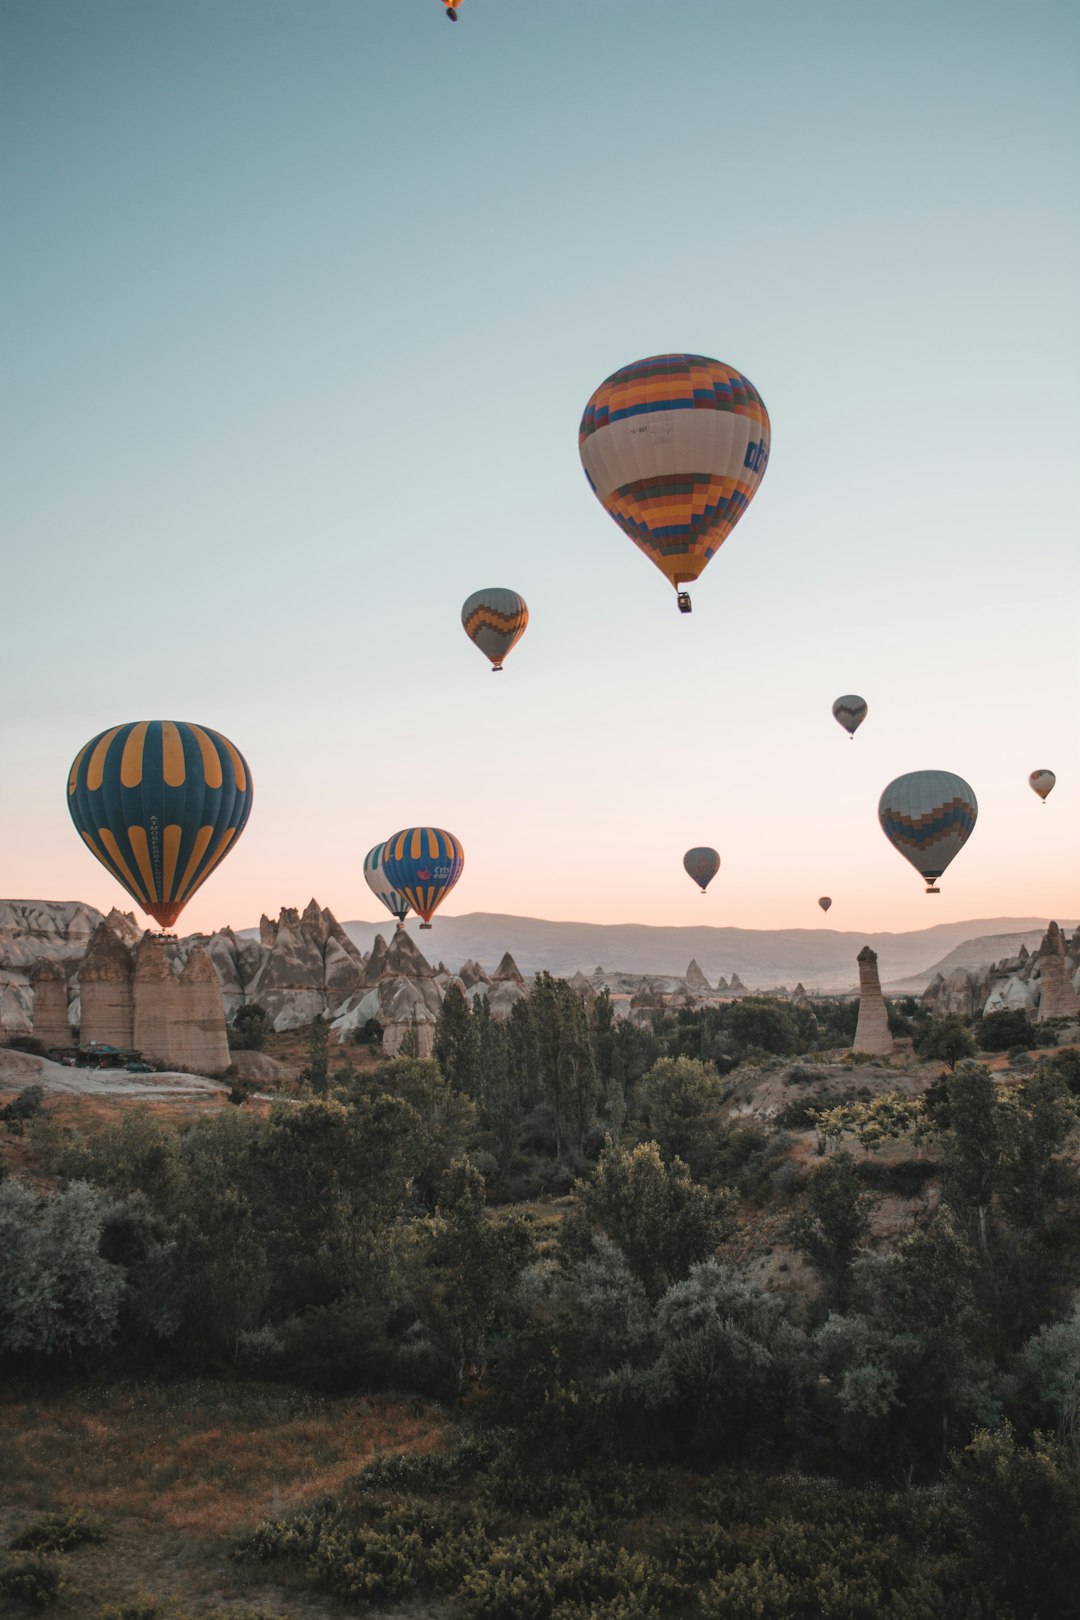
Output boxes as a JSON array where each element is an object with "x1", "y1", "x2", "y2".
[
  {"x1": 917, "y1": 921, "x2": 1080, "y2": 1027},
  {"x1": 80, "y1": 921, "x2": 135, "y2": 1049},
  {"x1": 492, "y1": 952, "x2": 524, "y2": 985},
  {"x1": 853, "y1": 946, "x2": 894, "y2": 1056},
  {"x1": 244, "y1": 900, "x2": 366, "y2": 1030},
  {"x1": 686, "y1": 959, "x2": 711, "y2": 992},
  {"x1": 30, "y1": 959, "x2": 73, "y2": 1048},
  {"x1": 0, "y1": 901, "x2": 140, "y2": 1039},
  {"x1": 728, "y1": 974, "x2": 748, "y2": 997},
  {"x1": 1036, "y1": 923, "x2": 1080, "y2": 1022}
]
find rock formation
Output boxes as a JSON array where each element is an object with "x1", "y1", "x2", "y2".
[
  {"x1": 73, "y1": 920, "x2": 230, "y2": 1073},
  {"x1": 30, "y1": 959, "x2": 73, "y2": 1048},
  {"x1": 853, "y1": 946, "x2": 894, "y2": 1056},
  {"x1": 80, "y1": 921, "x2": 135, "y2": 1049},
  {"x1": 917, "y1": 921, "x2": 1080, "y2": 1028},
  {"x1": 686, "y1": 959, "x2": 711, "y2": 992},
  {"x1": 1035, "y1": 922, "x2": 1080, "y2": 1023}
]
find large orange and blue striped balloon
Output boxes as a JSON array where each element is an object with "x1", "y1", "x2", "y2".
[
  {"x1": 381, "y1": 827, "x2": 463, "y2": 928},
  {"x1": 579, "y1": 354, "x2": 770, "y2": 595},
  {"x1": 67, "y1": 720, "x2": 253, "y2": 929}
]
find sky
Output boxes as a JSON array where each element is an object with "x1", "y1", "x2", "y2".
[{"x1": 2, "y1": 0, "x2": 1077, "y2": 940}]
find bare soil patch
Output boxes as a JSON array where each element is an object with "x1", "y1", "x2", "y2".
[{"x1": 0, "y1": 1379, "x2": 449, "y2": 1618}]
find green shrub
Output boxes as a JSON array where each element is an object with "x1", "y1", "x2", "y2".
[
  {"x1": 8, "y1": 1509, "x2": 105, "y2": 1554},
  {"x1": 0, "y1": 1551, "x2": 66, "y2": 1608}
]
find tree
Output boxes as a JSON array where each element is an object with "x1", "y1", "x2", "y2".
[
  {"x1": 644, "y1": 1261, "x2": 810, "y2": 1457},
  {"x1": 589, "y1": 990, "x2": 625, "y2": 1138},
  {"x1": 950, "y1": 1423, "x2": 1080, "y2": 1619},
  {"x1": 298, "y1": 1018, "x2": 330, "y2": 1094},
  {"x1": 229, "y1": 1003, "x2": 270, "y2": 1052},
  {"x1": 973, "y1": 1008, "x2": 1038, "y2": 1053},
  {"x1": 433, "y1": 983, "x2": 478, "y2": 1095},
  {"x1": 785, "y1": 1152, "x2": 874, "y2": 1310},
  {"x1": 472, "y1": 999, "x2": 520, "y2": 1176},
  {"x1": 406, "y1": 1158, "x2": 533, "y2": 1394},
  {"x1": 528, "y1": 974, "x2": 598, "y2": 1159},
  {"x1": 635, "y1": 1056, "x2": 729, "y2": 1181},
  {"x1": 563, "y1": 1140, "x2": 732, "y2": 1301},
  {"x1": 0, "y1": 1180, "x2": 125, "y2": 1357},
  {"x1": 915, "y1": 1015, "x2": 976, "y2": 1069},
  {"x1": 723, "y1": 998, "x2": 799, "y2": 1058},
  {"x1": 352, "y1": 1058, "x2": 477, "y2": 1205}
]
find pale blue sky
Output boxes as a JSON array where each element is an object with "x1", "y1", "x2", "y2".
[{"x1": 2, "y1": 0, "x2": 1077, "y2": 936}]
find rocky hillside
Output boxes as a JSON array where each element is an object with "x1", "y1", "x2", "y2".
[
  {"x1": 337, "y1": 912, "x2": 1070, "y2": 991},
  {"x1": 917, "y1": 920, "x2": 1080, "y2": 1023}
]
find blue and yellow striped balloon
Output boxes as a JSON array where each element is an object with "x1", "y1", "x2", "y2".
[
  {"x1": 381, "y1": 827, "x2": 463, "y2": 929},
  {"x1": 67, "y1": 720, "x2": 253, "y2": 929}
]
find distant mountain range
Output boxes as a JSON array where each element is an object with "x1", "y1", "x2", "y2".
[{"x1": 337, "y1": 913, "x2": 1076, "y2": 994}]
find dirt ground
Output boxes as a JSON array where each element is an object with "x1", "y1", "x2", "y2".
[{"x1": 0, "y1": 1380, "x2": 451, "y2": 1619}]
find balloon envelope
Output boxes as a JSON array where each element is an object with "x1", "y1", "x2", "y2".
[
  {"x1": 364, "y1": 842, "x2": 411, "y2": 925},
  {"x1": 579, "y1": 354, "x2": 770, "y2": 593},
  {"x1": 683, "y1": 847, "x2": 720, "y2": 892},
  {"x1": 1029, "y1": 770, "x2": 1056, "y2": 802},
  {"x1": 382, "y1": 827, "x2": 464, "y2": 926},
  {"x1": 878, "y1": 770, "x2": 977, "y2": 892},
  {"x1": 818, "y1": 896, "x2": 832, "y2": 912},
  {"x1": 67, "y1": 720, "x2": 253, "y2": 929},
  {"x1": 832, "y1": 695, "x2": 867, "y2": 736},
  {"x1": 462, "y1": 588, "x2": 528, "y2": 671}
]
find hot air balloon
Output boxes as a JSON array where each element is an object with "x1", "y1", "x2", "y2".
[
  {"x1": 67, "y1": 720, "x2": 253, "y2": 930},
  {"x1": 382, "y1": 827, "x2": 463, "y2": 928},
  {"x1": 878, "y1": 770, "x2": 977, "y2": 894},
  {"x1": 833, "y1": 695, "x2": 867, "y2": 738},
  {"x1": 462, "y1": 588, "x2": 528, "y2": 672},
  {"x1": 364, "y1": 843, "x2": 411, "y2": 928},
  {"x1": 579, "y1": 354, "x2": 770, "y2": 613},
  {"x1": 683, "y1": 847, "x2": 720, "y2": 893},
  {"x1": 818, "y1": 897, "x2": 832, "y2": 912},
  {"x1": 1029, "y1": 770, "x2": 1056, "y2": 803},
  {"x1": 442, "y1": 1, "x2": 459, "y2": 17}
]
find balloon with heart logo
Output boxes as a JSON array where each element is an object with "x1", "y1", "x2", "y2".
[{"x1": 381, "y1": 827, "x2": 464, "y2": 928}]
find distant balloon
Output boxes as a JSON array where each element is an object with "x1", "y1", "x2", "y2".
[
  {"x1": 818, "y1": 896, "x2": 832, "y2": 912},
  {"x1": 441, "y1": 1, "x2": 459, "y2": 18},
  {"x1": 832, "y1": 695, "x2": 867, "y2": 738},
  {"x1": 381, "y1": 827, "x2": 463, "y2": 929},
  {"x1": 683, "y1": 847, "x2": 720, "y2": 894},
  {"x1": 1029, "y1": 770, "x2": 1056, "y2": 803},
  {"x1": 67, "y1": 720, "x2": 253, "y2": 929},
  {"x1": 462, "y1": 588, "x2": 529, "y2": 672},
  {"x1": 579, "y1": 354, "x2": 770, "y2": 611},
  {"x1": 364, "y1": 843, "x2": 411, "y2": 928},
  {"x1": 878, "y1": 770, "x2": 977, "y2": 894}
]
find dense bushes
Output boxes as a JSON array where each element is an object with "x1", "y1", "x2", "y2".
[{"x1": 234, "y1": 1425, "x2": 1080, "y2": 1618}]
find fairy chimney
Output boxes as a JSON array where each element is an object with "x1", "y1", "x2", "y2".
[
  {"x1": 1036, "y1": 922, "x2": 1080, "y2": 1023},
  {"x1": 30, "y1": 958, "x2": 73, "y2": 1048},
  {"x1": 853, "y1": 946, "x2": 894, "y2": 1056},
  {"x1": 80, "y1": 920, "x2": 135, "y2": 1049}
]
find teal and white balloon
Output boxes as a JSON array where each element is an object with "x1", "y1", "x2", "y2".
[
  {"x1": 878, "y1": 771, "x2": 977, "y2": 894},
  {"x1": 364, "y1": 842, "x2": 411, "y2": 927}
]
